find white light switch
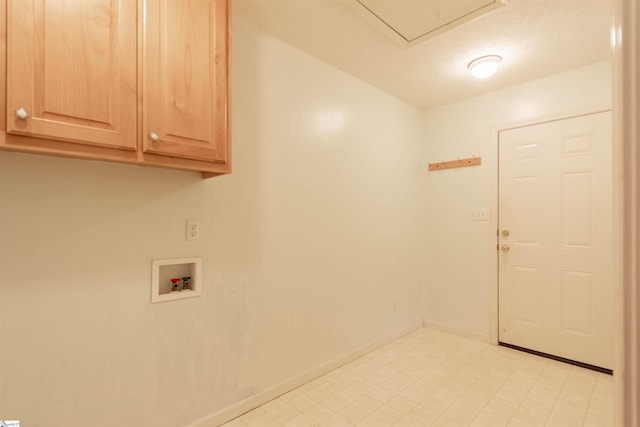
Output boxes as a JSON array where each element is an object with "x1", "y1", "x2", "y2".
[
  {"x1": 186, "y1": 219, "x2": 200, "y2": 241},
  {"x1": 470, "y1": 209, "x2": 488, "y2": 221}
]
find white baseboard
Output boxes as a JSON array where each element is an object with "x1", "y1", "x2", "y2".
[
  {"x1": 185, "y1": 321, "x2": 424, "y2": 427},
  {"x1": 422, "y1": 320, "x2": 491, "y2": 343}
]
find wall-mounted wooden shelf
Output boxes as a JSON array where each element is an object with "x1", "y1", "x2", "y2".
[{"x1": 428, "y1": 156, "x2": 481, "y2": 171}]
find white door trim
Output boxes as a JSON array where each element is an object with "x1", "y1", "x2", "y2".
[{"x1": 613, "y1": 0, "x2": 639, "y2": 425}]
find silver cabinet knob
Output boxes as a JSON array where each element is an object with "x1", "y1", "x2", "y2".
[
  {"x1": 15, "y1": 108, "x2": 28, "y2": 120},
  {"x1": 149, "y1": 132, "x2": 159, "y2": 142},
  {"x1": 501, "y1": 244, "x2": 511, "y2": 253}
]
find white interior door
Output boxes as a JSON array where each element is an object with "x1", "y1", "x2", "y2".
[{"x1": 498, "y1": 111, "x2": 613, "y2": 370}]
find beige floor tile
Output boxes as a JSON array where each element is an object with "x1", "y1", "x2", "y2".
[
  {"x1": 386, "y1": 395, "x2": 417, "y2": 414},
  {"x1": 303, "y1": 403, "x2": 334, "y2": 424},
  {"x1": 261, "y1": 398, "x2": 287, "y2": 412},
  {"x1": 220, "y1": 418, "x2": 248, "y2": 427},
  {"x1": 449, "y1": 367, "x2": 483, "y2": 388},
  {"x1": 518, "y1": 387, "x2": 558, "y2": 416},
  {"x1": 367, "y1": 386, "x2": 396, "y2": 404},
  {"x1": 399, "y1": 382, "x2": 438, "y2": 403},
  {"x1": 305, "y1": 385, "x2": 334, "y2": 402},
  {"x1": 469, "y1": 374, "x2": 505, "y2": 394},
  {"x1": 316, "y1": 414, "x2": 351, "y2": 427},
  {"x1": 379, "y1": 376, "x2": 412, "y2": 395},
  {"x1": 553, "y1": 393, "x2": 591, "y2": 417},
  {"x1": 419, "y1": 398, "x2": 453, "y2": 418},
  {"x1": 442, "y1": 396, "x2": 484, "y2": 425},
  {"x1": 282, "y1": 413, "x2": 318, "y2": 427},
  {"x1": 337, "y1": 404, "x2": 370, "y2": 424},
  {"x1": 394, "y1": 416, "x2": 427, "y2": 427},
  {"x1": 239, "y1": 408, "x2": 269, "y2": 423},
  {"x1": 584, "y1": 398, "x2": 614, "y2": 420},
  {"x1": 353, "y1": 394, "x2": 384, "y2": 413},
  {"x1": 267, "y1": 402, "x2": 300, "y2": 424},
  {"x1": 337, "y1": 385, "x2": 367, "y2": 403},
  {"x1": 536, "y1": 370, "x2": 569, "y2": 390},
  {"x1": 288, "y1": 394, "x2": 319, "y2": 412},
  {"x1": 357, "y1": 415, "x2": 392, "y2": 427},
  {"x1": 583, "y1": 408, "x2": 614, "y2": 427},
  {"x1": 430, "y1": 415, "x2": 464, "y2": 427},
  {"x1": 506, "y1": 408, "x2": 548, "y2": 427},
  {"x1": 461, "y1": 386, "x2": 494, "y2": 406},
  {"x1": 469, "y1": 407, "x2": 512, "y2": 427},
  {"x1": 545, "y1": 408, "x2": 585, "y2": 427},
  {"x1": 494, "y1": 382, "x2": 531, "y2": 405},
  {"x1": 419, "y1": 382, "x2": 465, "y2": 414},
  {"x1": 528, "y1": 380, "x2": 564, "y2": 398},
  {"x1": 244, "y1": 413, "x2": 283, "y2": 427},
  {"x1": 588, "y1": 386, "x2": 613, "y2": 403},
  {"x1": 369, "y1": 404, "x2": 404, "y2": 425},
  {"x1": 483, "y1": 397, "x2": 519, "y2": 418},
  {"x1": 228, "y1": 329, "x2": 614, "y2": 427},
  {"x1": 401, "y1": 405, "x2": 441, "y2": 426},
  {"x1": 280, "y1": 388, "x2": 305, "y2": 402}
]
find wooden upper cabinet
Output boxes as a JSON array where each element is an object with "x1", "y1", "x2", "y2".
[
  {"x1": 6, "y1": 0, "x2": 137, "y2": 150},
  {"x1": 1, "y1": 0, "x2": 230, "y2": 176},
  {"x1": 142, "y1": 0, "x2": 229, "y2": 166}
]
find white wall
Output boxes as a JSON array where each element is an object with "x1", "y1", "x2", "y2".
[
  {"x1": 421, "y1": 60, "x2": 612, "y2": 338},
  {"x1": 0, "y1": 14, "x2": 613, "y2": 426},
  {"x1": 0, "y1": 17, "x2": 425, "y2": 427}
]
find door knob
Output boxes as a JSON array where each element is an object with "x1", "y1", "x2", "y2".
[
  {"x1": 501, "y1": 244, "x2": 511, "y2": 252},
  {"x1": 15, "y1": 108, "x2": 28, "y2": 120},
  {"x1": 501, "y1": 229, "x2": 510, "y2": 237},
  {"x1": 149, "y1": 132, "x2": 159, "y2": 142}
]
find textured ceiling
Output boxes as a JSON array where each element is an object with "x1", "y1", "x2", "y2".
[
  {"x1": 346, "y1": 0, "x2": 506, "y2": 46},
  {"x1": 233, "y1": 0, "x2": 613, "y2": 110}
]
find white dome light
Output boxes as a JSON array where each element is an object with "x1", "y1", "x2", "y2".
[{"x1": 468, "y1": 55, "x2": 502, "y2": 79}]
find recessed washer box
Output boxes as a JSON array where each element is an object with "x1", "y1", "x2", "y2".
[{"x1": 151, "y1": 257, "x2": 202, "y2": 303}]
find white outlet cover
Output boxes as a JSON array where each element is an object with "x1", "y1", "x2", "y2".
[{"x1": 186, "y1": 219, "x2": 200, "y2": 241}]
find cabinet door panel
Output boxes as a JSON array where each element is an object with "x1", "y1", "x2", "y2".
[
  {"x1": 143, "y1": 0, "x2": 229, "y2": 164},
  {"x1": 6, "y1": 0, "x2": 137, "y2": 150}
]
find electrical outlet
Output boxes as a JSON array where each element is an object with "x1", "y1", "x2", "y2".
[
  {"x1": 186, "y1": 219, "x2": 200, "y2": 241},
  {"x1": 470, "y1": 209, "x2": 489, "y2": 221}
]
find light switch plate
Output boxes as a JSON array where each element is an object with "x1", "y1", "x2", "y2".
[{"x1": 470, "y1": 209, "x2": 488, "y2": 221}]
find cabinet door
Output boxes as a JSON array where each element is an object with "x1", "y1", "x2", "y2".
[
  {"x1": 143, "y1": 0, "x2": 229, "y2": 164},
  {"x1": 6, "y1": 0, "x2": 137, "y2": 150}
]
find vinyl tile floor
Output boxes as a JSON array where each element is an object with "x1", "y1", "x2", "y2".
[{"x1": 221, "y1": 328, "x2": 614, "y2": 427}]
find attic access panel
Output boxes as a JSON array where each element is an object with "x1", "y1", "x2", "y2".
[{"x1": 343, "y1": 0, "x2": 507, "y2": 47}]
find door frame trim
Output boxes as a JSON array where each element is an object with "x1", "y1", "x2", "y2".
[{"x1": 613, "y1": 0, "x2": 639, "y2": 425}]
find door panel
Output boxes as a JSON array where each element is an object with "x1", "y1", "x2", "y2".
[
  {"x1": 6, "y1": 0, "x2": 137, "y2": 149},
  {"x1": 498, "y1": 111, "x2": 613, "y2": 369},
  {"x1": 142, "y1": 0, "x2": 229, "y2": 164}
]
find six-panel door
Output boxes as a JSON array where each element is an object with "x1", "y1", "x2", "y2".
[{"x1": 498, "y1": 111, "x2": 614, "y2": 370}]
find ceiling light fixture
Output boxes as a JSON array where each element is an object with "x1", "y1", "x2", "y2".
[{"x1": 468, "y1": 55, "x2": 502, "y2": 79}]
